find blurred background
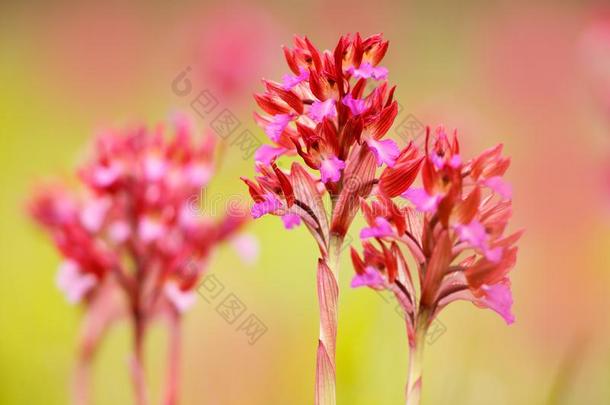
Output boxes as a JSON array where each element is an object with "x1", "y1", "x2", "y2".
[{"x1": 1, "y1": 0, "x2": 610, "y2": 404}]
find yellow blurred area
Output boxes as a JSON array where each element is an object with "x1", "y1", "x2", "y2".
[{"x1": 1, "y1": 0, "x2": 610, "y2": 404}]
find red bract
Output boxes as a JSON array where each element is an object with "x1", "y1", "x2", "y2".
[
  {"x1": 350, "y1": 127, "x2": 521, "y2": 405},
  {"x1": 29, "y1": 115, "x2": 251, "y2": 405},
  {"x1": 243, "y1": 33, "x2": 421, "y2": 405}
]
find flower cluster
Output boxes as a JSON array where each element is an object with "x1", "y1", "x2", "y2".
[
  {"x1": 350, "y1": 127, "x2": 520, "y2": 404},
  {"x1": 246, "y1": 33, "x2": 422, "y2": 241},
  {"x1": 29, "y1": 115, "x2": 253, "y2": 405},
  {"x1": 243, "y1": 33, "x2": 423, "y2": 405},
  {"x1": 351, "y1": 127, "x2": 520, "y2": 330},
  {"x1": 242, "y1": 33, "x2": 520, "y2": 405},
  {"x1": 30, "y1": 116, "x2": 250, "y2": 313}
]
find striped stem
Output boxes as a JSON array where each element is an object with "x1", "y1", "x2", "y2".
[
  {"x1": 163, "y1": 312, "x2": 181, "y2": 405},
  {"x1": 131, "y1": 314, "x2": 149, "y2": 405},
  {"x1": 405, "y1": 316, "x2": 428, "y2": 405},
  {"x1": 315, "y1": 235, "x2": 342, "y2": 405}
]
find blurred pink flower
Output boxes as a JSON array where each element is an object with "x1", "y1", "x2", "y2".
[
  {"x1": 196, "y1": 5, "x2": 280, "y2": 102},
  {"x1": 29, "y1": 114, "x2": 251, "y2": 405},
  {"x1": 582, "y1": 12, "x2": 610, "y2": 212},
  {"x1": 581, "y1": 11, "x2": 610, "y2": 120}
]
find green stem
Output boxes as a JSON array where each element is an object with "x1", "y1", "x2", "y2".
[
  {"x1": 315, "y1": 234, "x2": 343, "y2": 405},
  {"x1": 405, "y1": 315, "x2": 428, "y2": 405},
  {"x1": 131, "y1": 310, "x2": 149, "y2": 405},
  {"x1": 163, "y1": 312, "x2": 181, "y2": 405},
  {"x1": 328, "y1": 234, "x2": 343, "y2": 278},
  {"x1": 72, "y1": 349, "x2": 92, "y2": 405}
]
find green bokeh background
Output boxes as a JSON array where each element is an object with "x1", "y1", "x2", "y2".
[{"x1": 1, "y1": 1, "x2": 610, "y2": 404}]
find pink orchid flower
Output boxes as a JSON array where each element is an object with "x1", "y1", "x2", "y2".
[
  {"x1": 244, "y1": 33, "x2": 423, "y2": 405},
  {"x1": 350, "y1": 127, "x2": 521, "y2": 405},
  {"x1": 29, "y1": 115, "x2": 253, "y2": 405}
]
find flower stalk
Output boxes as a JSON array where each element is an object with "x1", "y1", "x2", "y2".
[
  {"x1": 405, "y1": 314, "x2": 428, "y2": 405},
  {"x1": 72, "y1": 350, "x2": 93, "y2": 405},
  {"x1": 315, "y1": 234, "x2": 343, "y2": 405},
  {"x1": 72, "y1": 282, "x2": 119, "y2": 405},
  {"x1": 29, "y1": 116, "x2": 253, "y2": 404},
  {"x1": 244, "y1": 33, "x2": 412, "y2": 403},
  {"x1": 350, "y1": 127, "x2": 521, "y2": 402},
  {"x1": 163, "y1": 311, "x2": 181, "y2": 405},
  {"x1": 131, "y1": 314, "x2": 149, "y2": 405}
]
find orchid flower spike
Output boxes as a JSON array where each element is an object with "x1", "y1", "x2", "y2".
[
  {"x1": 29, "y1": 114, "x2": 253, "y2": 405},
  {"x1": 243, "y1": 33, "x2": 423, "y2": 405},
  {"x1": 350, "y1": 126, "x2": 521, "y2": 404}
]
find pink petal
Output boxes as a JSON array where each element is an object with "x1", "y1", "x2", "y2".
[
  {"x1": 455, "y1": 220, "x2": 488, "y2": 250},
  {"x1": 449, "y1": 154, "x2": 462, "y2": 168},
  {"x1": 185, "y1": 163, "x2": 213, "y2": 187},
  {"x1": 178, "y1": 204, "x2": 198, "y2": 228},
  {"x1": 164, "y1": 282, "x2": 196, "y2": 313},
  {"x1": 251, "y1": 193, "x2": 283, "y2": 219},
  {"x1": 342, "y1": 94, "x2": 367, "y2": 115},
  {"x1": 479, "y1": 282, "x2": 514, "y2": 325},
  {"x1": 92, "y1": 164, "x2": 120, "y2": 187},
  {"x1": 430, "y1": 154, "x2": 445, "y2": 169},
  {"x1": 254, "y1": 145, "x2": 288, "y2": 166},
  {"x1": 80, "y1": 198, "x2": 111, "y2": 233},
  {"x1": 281, "y1": 213, "x2": 301, "y2": 229},
  {"x1": 360, "y1": 217, "x2": 394, "y2": 239},
  {"x1": 108, "y1": 221, "x2": 131, "y2": 243},
  {"x1": 370, "y1": 66, "x2": 389, "y2": 80},
  {"x1": 144, "y1": 155, "x2": 167, "y2": 181},
  {"x1": 264, "y1": 114, "x2": 292, "y2": 142},
  {"x1": 350, "y1": 266, "x2": 385, "y2": 288},
  {"x1": 484, "y1": 246, "x2": 503, "y2": 263},
  {"x1": 308, "y1": 99, "x2": 336, "y2": 123},
  {"x1": 138, "y1": 217, "x2": 164, "y2": 243},
  {"x1": 319, "y1": 155, "x2": 345, "y2": 183},
  {"x1": 230, "y1": 233, "x2": 259, "y2": 265},
  {"x1": 483, "y1": 176, "x2": 512, "y2": 199},
  {"x1": 401, "y1": 188, "x2": 442, "y2": 213},
  {"x1": 455, "y1": 220, "x2": 504, "y2": 263},
  {"x1": 366, "y1": 138, "x2": 400, "y2": 167},
  {"x1": 346, "y1": 62, "x2": 388, "y2": 80},
  {"x1": 56, "y1": 260, "x2": 97, "y2": 304},
  {"x1": 282, "y1": 68, "x2": 309, "y2": 90},
  {"x1": 431, "y1": 153, "x2": 462, "y2": 169}
]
